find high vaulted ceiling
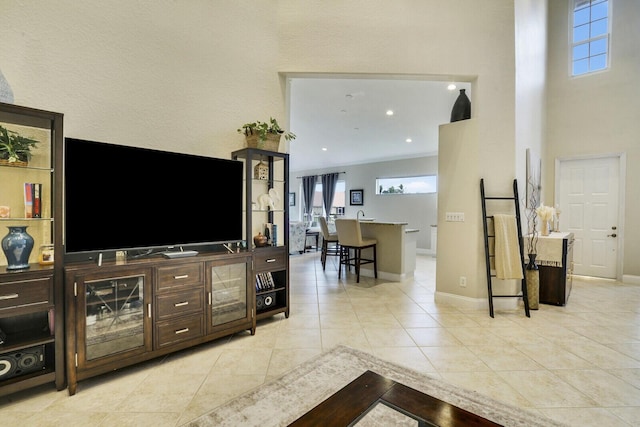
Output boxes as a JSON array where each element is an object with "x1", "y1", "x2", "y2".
[{"x1": 288, "y1": 76, "x2": 471, "y2": 172}]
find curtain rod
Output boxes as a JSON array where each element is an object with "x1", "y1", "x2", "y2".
[{"x1": 296, "y1": 171, "x2": 346, "y2": 179}]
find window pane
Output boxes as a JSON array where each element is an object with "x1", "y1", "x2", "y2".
[
  {"x1": 591, "y1": 18, "x2": 608, "y2": 37},
  {"x1": 376, "y1": 176, "x2": 437, "y2": 194},
  {"x1": 591, "y1": 1, "x2": 608, "y2": 20},
  {"x1": 574, "y1": 8, "x2": 590, "y2": 26},
  {"x1": 573, "y1": 23, "x2": 590, "y2": 42},
  {"x1": 573, "y1": 58, "x2": 589, "y2": 75},
  {"x1": 570, "y1": 0, "x2": 609, "y2": 77},
  {"x1": 573, "y1": 43, "x2": 589, "y2": 60},
  {"x1": 590, "y1": 53, "x2": 607, "y2": 71},
  {"x1": 590, "y1": 38, "x2": 607, "y2": 56}
]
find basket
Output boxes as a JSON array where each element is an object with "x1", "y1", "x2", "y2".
[{"x1": 245, "y1": 133, "x2": 281, "y2": 152}]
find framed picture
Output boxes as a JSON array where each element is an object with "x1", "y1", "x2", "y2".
[
  {"x1": 350, "y1": 189, "x2": 364, "y2": 206},
  {"x1": 289, "y1": 192, "x2": 296, "y2": 206}
]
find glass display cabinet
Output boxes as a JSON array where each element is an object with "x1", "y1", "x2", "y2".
[
  {"x1": 231, "y1": 148, "x2": 290, "y2": 321},
  {"x1": 0, "y1": 102, "x2": 64, "y2": 397}
]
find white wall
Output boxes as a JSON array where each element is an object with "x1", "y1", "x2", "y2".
[
  {"x1": 547, "y1": 0, "x2": 640, "y2": 276},
  {"x1": 0, "y1": 1, "x2": 283, "y2": 158},
  {"x1": 2, "y1": 1, "x2": 562, "y2": 301},
  {"x1": 515, "y1": 0, "x2": 548, "y2": 208}
]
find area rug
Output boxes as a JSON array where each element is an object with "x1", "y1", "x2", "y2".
[{"x1": 185, "y1": 345, "x2": 566, "y2": 427}]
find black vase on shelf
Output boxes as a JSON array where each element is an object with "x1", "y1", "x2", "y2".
[
  {"x1": 1, "y1": 226, "x2": 35, "y2": 270},
  {"x1": 525, "y1": 253, "x2": 539, "y2": 310},
  {"x1": 450, "y1": 89, "x2": 471, "y2": 122}
]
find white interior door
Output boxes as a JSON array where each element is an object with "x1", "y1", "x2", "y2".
[{"x1": 557, "y1": 156, "x2": 619, "y2": 279}]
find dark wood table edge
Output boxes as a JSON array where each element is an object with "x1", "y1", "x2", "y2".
[{"x1": 288, "y1": 370, "x2": 502, "y2": 427}]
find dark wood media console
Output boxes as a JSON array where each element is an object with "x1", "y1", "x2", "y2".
[{"x1": 64, "y1": 250, "x2": 255, "y2": 395}]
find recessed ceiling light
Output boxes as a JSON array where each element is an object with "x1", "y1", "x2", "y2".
[
  {"x1": 406, "y1": 138, "x2": 412, "y2": 143},
  {"x1": 345, "y1": 94, "x2": 353, "y2": 99},
  {"x1": 322, "y1": 147, "x2": 328, "y2": 151},
  {"x1": 386, "y1": 110, "x2": 394, "y2": 116},
  {"x1": 447, "y1": 84, "x2": 457, "y2": 91}
]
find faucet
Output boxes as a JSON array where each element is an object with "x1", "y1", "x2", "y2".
[{"x1": 357, "y1": 210, "x2": 365, "y2": 219}]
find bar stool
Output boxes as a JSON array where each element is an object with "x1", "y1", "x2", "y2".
[
  {"x1": 335, "y1": 219, "x2": 377, "y2": 283},
  {"x1": 319, "y1": 217, "x2": 340, "y2": 270}
]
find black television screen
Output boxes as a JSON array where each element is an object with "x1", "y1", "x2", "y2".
[{"x1": 64, "y1": 137, "x2": 243, "y2": 258}]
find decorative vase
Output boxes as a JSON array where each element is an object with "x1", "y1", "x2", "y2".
[
  {"x1": 253, "y1": 232, "x2": 268, "y2": 248},
  {"x1": 541, "y1": 220, "x2": 550, "y2": 236},
  {"x1": 450, "y1": 89, "x2": 471, "y2": 122},
  {"x1": 525, "y1": 254, "x2": 539, "y2": 310},
  {"x1": 1, "y1": 226, "x2": 35, "y2": 270}
]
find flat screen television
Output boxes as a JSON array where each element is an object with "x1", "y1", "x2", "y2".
[{"x1": 64, "y1": 137, "x2": 243, "y2": 261}]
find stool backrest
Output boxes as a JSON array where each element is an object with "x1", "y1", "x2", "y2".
[
  {"x1": 319, "y1": 217, "x2": 333, "y2": 239},
  {"x1": 335, "y1": 219, "x2": 363, "y2": 247}
]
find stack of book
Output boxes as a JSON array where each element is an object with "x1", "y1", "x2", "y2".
[
  {"x1": 255, "y1": 272, "x2": 275, "y2": 292},
  {"x1": 24, "y1": 182, "x2": 43, "y2": 218}
]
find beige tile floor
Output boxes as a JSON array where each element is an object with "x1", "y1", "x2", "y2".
[{"x1": 1, "y1": 252, "x2": 640, "y2": 426}]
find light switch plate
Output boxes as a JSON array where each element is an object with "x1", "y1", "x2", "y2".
[{"x1": 445, "y1": 212, "x2": 465, "y2": 222}]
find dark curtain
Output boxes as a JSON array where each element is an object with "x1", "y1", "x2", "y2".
[
  {"x1": 302, "y1": 175, "x2": 316, "y2": 220},
  {"x1": 321, "y1": 173, "x2": 339, "y2": 218}
]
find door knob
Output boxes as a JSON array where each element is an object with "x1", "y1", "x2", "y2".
[{"x1": 607, "y1": 233, "x2": 617, "y2": 237}]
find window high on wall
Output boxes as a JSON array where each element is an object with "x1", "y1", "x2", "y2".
[{"x1": 572, "y1": 0, "x2": 610, "y2": 76}]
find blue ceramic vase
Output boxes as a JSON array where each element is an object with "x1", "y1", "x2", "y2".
[{"x1": 1, "y1": 226, "x2": 34, "y2": 270}]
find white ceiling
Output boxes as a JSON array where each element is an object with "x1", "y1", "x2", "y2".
[{"x1": 288, "y1": 77, "x2": 471, "y2": 172}]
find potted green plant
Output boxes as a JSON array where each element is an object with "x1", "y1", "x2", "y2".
[
  {"x1": 0, "y1": 124, "x2": 39, "y2": 166},
  {"x1": 237, "y1": 117, "x2": 296, "y2": 151}
]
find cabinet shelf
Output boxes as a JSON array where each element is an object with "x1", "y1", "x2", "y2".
[
  {"x1": 256, "y1": 286, "x2": 285, "y2": 296},
  {"x1": 231, "y1": 148, "x2": 290, "y2": 323},
  {"x1": 0, "y1": 102, "x2": 63, "y2": 397},
  {"x1": 0, "y1": 331, "x2": 54, "y2": 353},
  {"x1": 0, "y1": 217, "x2": 54, "y2": 222},
  {"x1": 0, "y1": 164, "x2": 53, "y2": 172}
]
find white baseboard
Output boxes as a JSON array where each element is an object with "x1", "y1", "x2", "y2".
[
  {"x1": 434, "y1": 291, "x2": 519, "y2": 312},
  {"x1": 622, "y1": 274, "x2": 640, "y2": 285}
]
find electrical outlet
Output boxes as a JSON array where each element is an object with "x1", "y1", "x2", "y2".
[
  {"x1": 459, "y1": 276, "x2": 467, "y2": 287},
  {"x1": 445, "y1": 212, "x2": 465, "y2": 222}
]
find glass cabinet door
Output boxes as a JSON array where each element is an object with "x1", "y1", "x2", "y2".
[
  {"x1": 208, "y1": 258, "x2": 249, "y2": 330},
  {"x1": 77, "y1": 269, "x2": 151, "y2": 365}
]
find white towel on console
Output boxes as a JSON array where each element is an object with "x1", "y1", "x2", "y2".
[{"x1": 493, "y1": 214, "x2": 523, "y2": 280}]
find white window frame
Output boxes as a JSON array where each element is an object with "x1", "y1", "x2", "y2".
[{"x1": 571, "y1": 0, "x2": 610, "y2": 77}]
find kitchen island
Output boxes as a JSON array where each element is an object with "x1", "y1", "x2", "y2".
[{"x1": 356, "y1": 220, "x2": 418, "y2": 281}]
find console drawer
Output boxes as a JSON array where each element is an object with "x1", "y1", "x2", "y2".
[
  {"x1": 155, "y1": 314, "x2": 203, "y2": 348},
  {"x1": 156, "y1": 263, "x2": 203, "y2": 292},
  {"x1": 0, "y1": 276, "x2": 53, "y2": 311},
  {"x1": 254, "y1": 248, "x2": 286, "y2": 272},
  {"x1": 156, "y1": 288, "x2": 204, "y2": 320}
]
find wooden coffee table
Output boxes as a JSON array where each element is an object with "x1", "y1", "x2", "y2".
[{"x1": 289, "y1": 370, "x2": 502, "y2": 426}]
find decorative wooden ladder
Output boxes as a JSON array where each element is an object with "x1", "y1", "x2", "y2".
[{"x1": 480, "y1": 179, "x2": 530, "y2": 318}]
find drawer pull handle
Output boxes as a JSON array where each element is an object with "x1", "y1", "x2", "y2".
[
  {"x1": 265, "y1": 258, "x2": 276, "y2": 263},
  {"x1": 174, "y1": 274, "x2": 189, "y2": 279},
  {"x1": 175, "y1": 327, "x2": 189, "y2": 334},
  {"x1": 174, "y1": 301, "x2": 189, "y2": 307},
  {"x1": 0, "y1": 293, "x2": 19, "y2": 300}
]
